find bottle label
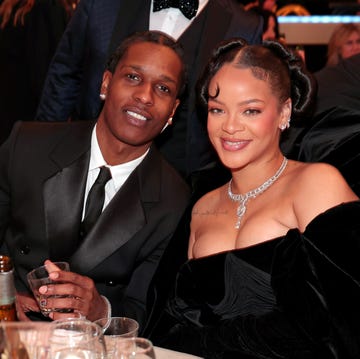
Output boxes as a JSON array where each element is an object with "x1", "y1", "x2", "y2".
[{"x1": 0, "y1": 271, "x2": 15, "y2": 306}]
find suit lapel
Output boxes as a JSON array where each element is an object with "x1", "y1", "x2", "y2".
[
  {"x1": 44, "y1": 123, "x2": 94, "y2": 261},
  {"x1": 69, "y1": 146, "x2": 162, "y2": 273}
]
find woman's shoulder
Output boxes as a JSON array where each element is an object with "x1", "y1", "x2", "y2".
[
  {"x1": 288, "y1": 160, "x2": 353, "y2": 192},
  {"x1": 288, "y1": 160, "x2": 358, "y2": 230},
  {"x1": 289, "y1": 160, "x2": 341, "y2": 176}
]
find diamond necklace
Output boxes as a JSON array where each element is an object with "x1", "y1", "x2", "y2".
[{"x1": 227, "y1": 157, "x2": 288, "y2": 229}]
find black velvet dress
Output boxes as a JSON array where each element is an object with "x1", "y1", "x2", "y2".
[{"x1": 150, "y1": 201, "x2": 360, "y2": 359}]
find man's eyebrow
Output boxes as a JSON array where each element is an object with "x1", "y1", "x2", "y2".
[
  {"x1": 158, "y1": 74, "x2": 177, "y2": 86},
  {"x1": 121, "y1": 65, "x2": 178, "y2": 85}
]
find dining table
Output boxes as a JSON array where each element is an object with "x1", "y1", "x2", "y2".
[{"x1": 154, "y1": 346, "x2": 203, "y2": 359}]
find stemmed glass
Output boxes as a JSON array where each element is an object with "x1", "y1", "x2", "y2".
[
  {"x1": 48, "y1": 318, "x2": 106, "y2": 359},
  {"x1": 114, "y1": 337, "x2": 156, "y2": 359}
]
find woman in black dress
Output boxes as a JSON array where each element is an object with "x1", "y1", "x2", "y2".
[{"x1": 148, "y1": 38, "x2": 360, "y2": 359}]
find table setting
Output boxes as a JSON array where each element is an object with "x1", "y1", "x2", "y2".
[
  {"x1": 0, "y1": 261, "x2": 203, "y2": 358},
  {"x1": 0, "y1": 317, "x2": 203, "y2": 358}
]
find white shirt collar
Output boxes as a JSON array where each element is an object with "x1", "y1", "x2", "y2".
[{"x1": 89, "y1": 125, "x2": 148, "y2": 191}]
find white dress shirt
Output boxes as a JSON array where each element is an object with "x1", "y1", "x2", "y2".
[
  {"x1": 82, "y1": 125, "x2": 148, "y2": 219},
  {"x1": 149, "y1": 0, "x2": 209, "y2": 40}
]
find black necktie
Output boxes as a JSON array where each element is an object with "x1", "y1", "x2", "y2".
[
  {"x1": 81, "y1": 166, "x2": 112, "y2": 237},
  {"x1": 153, "y1": 0, "x2": 199, "y2": 20}
]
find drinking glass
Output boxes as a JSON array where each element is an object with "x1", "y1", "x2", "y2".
[
  {"x1": 115, "y1": 337, "x2": 156, "y2": 359},
  {"x1": 49, "y1": 318, "x2": 106, "y2": 359},
  {"x1": 27, "y1": 261, "x2": 71, "y2": 317},
  {"x1": 0, "y1": 321, "x2": 55, "y2": 359},
  {"x1": 94, "y1": 317, "x2": 139, "y2": 358}
]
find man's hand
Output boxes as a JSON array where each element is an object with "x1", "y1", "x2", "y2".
[
  {"x1": 38, "y1": 260, "x2": 108, "y2": 321},
  {"x1": 15, "y1": 292, "x2": 39, "y2": 321}
]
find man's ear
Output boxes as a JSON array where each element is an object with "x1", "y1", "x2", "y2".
[
  {"x1": 170, "y1": 99, "x2": 180, "y2": 118},
  {"x1": 100, "y1": 71, "x2": 112, "y2": 95}
]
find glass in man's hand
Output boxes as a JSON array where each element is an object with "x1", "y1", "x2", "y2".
[{"x1": 27, "y1": 261, "x2": 71, "y2": 316}]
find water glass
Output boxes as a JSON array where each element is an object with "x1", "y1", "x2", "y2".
[
  {"x1": 115, "y1": 337, "x2": 156, "y2": 359},
  {"x1": 94, "y1": 317, "x2": 139, "y2": 358},
  {"x1": 49, "y1": 318, "x2": 106, "y2": 359}
]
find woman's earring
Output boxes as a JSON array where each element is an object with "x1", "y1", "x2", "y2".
[
  {"x1": 280, "y1": 118, "x2": 291, "y2": 131},
  {"x1": 286, "y1": 117, "x2": 291, "y2": 129},
  {"x1": 99, "y1": 93, "x2": 106, "y2": 101},
  {"x1": 168, "y1": 117, "x2": 173, "y2": 125}
]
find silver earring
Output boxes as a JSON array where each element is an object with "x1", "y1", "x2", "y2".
[
  {"x1": 161, "y1": 123, "x2": 169, "y2": 133},
  {"x1": 161, "y1": 117, "x2": 173, "y2": 133},
  {"x1": 99, "y1": 93, "x2": 106, "y2": 101},
  {"x1": 286, "y1": 117, "x2": 291, "y2": 129},
  {"x1": 280, "y1": 118, "x2": 291, "y2": 131}
]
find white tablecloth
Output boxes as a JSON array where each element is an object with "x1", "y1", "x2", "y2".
[{"x1": 154, "y1": 346, "x2": 203, "y2": 359}]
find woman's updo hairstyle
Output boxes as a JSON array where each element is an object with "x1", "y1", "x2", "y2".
[{"x1": 197, "y1": 38, "x2": 317, "y2": 123}]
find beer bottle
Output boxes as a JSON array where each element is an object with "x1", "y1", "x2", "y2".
[{"x1": 0, "y1": 255, "x2": 17, "y2": 321}]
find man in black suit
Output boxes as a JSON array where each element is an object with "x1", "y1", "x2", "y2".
[
  {"x1": 36, "y1": 0, "x2": 263, "y2": 178},
  {"x1": 0, "y1": 31, "x2": 190, "y2": 329},
  {"x1": 314, "y1": 53, "x2": 360, "y2": 115}
]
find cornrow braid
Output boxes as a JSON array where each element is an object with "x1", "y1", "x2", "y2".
[{"x1": 263, "y1": 40, "x2": 317, "y2": 122}]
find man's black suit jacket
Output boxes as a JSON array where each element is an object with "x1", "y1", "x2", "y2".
[
  {"x1": 36, "y1": 0, "x2": 263, "y2": 175},
  {"x1": 314, "y1": 53, "x2": 360, "y2": 115},
  {"x1": 0, "y1": 121, "x2": 190, "y2": 328}
]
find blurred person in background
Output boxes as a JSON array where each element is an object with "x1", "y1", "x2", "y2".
[
  {"x1": 0, "y1": 0, "x2": 77, "y2": 144},
  {"x1": 249, "y1": 6, "x2": 280, "y2": 41},
  {"x1": 245, "y1": 0, "x2": 277, "y2": 12},
  {"x1": 326, "y1": 23, "x2": 360, "y2": 66},
  {"x1": 315, "y1": 52, "x2": 360, "y2": 115}
]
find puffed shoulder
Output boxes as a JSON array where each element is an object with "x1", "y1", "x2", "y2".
[{"x1": 272, "y1": 200, "x2": 360, "y2": 359}]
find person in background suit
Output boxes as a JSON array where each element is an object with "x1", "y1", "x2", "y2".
[
  {"x1": 244, "y1": 0, "x2": 277, "y2": 12},
  {"x1": 281, "y1": 52, "x2": 360, "y2": 170},
  {"x1": 0, "y1": 0, "x2": 77, "y2": 145},
  {"x1": 314, "y1": 52, "x2": 360, "y2": 115},
  {"x1": 249, "y1": 6, "x2": 280, "y2": 41},
  {"x1": 293, "y1": 54, "x2": 360, "y2": 196},
  {"x1": 0, "y1": 31, "x2": 190, "y2": 330},
  {"x1": 36, "y1": 0, "x2": 263, "y2": 178}
]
